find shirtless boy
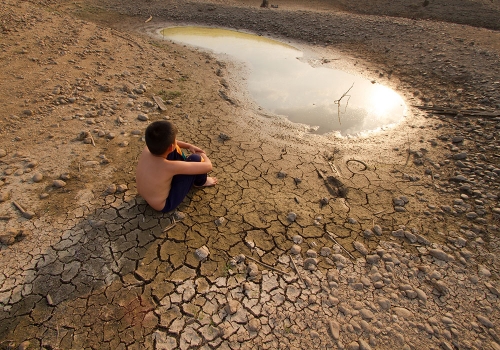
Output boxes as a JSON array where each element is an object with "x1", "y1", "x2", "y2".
[{"x1": 136, "y1": 120, "x2": 217, "y2": 213}]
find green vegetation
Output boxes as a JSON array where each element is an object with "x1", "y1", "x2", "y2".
[{"x1": 158, "y1": 90, "x2": 182, "y2": 100}]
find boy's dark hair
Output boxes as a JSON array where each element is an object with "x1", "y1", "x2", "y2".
[{"x1": 145, "y1": 121, "x2": 178, "y2": 155}]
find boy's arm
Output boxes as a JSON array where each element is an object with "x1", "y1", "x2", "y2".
[
  {"x1": 177, "y1": 140, "x2": 204, "y2": 154},
  {"x1": 169, "y1": 154, "x2": 213, "y2": 175}
]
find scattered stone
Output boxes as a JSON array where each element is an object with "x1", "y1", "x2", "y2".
[
  {"x1": 173, "y1": 211, "x2": 186, "y2": 220},
  {"x1": 329, "y1": 320, "x2": 340, "y2": 340},
  {"x1": 353, "y1": 241, "x2": 369, "y2": 255},
  {"x1": 215, "y1": 217, "x2": 226, "y2": 226},
  {"x1": 393, "y1": 307, "x2": 413, "y2": 319},
  {"x1": 453, "y1": 152, "x2": 467, "y2": 160},
  {"x1": 366, "y1": 254, "x2": 380, "y2": 264},
  {"x1": 105, "y1": 184, "x2": 117, "y2": 194},
  {"x1": 116, "y1": 184, "x2": 128, "y2": 192},
  {"x1": 32, "y1": 172, "x2": 43, "y2": 183},
  {"x1": 225, "y1": 299, "x2": 240, "y2": 315},
  {"x1": 303, "y1": 258, "x2": 318, "y2": 271},
  {"x1": 433, "y1": 280, "x2": 449, "y2": 295},
  {"x1": 219, "y1": 133, "x2": 231, "y2": 141},
  {"x1": 18, "y1": 341, "x2": 30, "y2": 350},
  {"x1": 46, "y1": 294, "x2": 55, "y2": 306},
  {"x1": 478, "y1": 265, "x2": 491, "y2": 278},
  {"x1": 305, "y1": 249, "x2": 317, "y2": 258},
  {"x1": 53, "y1": 180, "x2": 66, "y2": 188},
  {"x1": 476, "y1": 315, "x2": 494, "y2": 328},
  {"x1": 0, "y1": 192, "x2": 9, "y2": 202},
  {"x1": 359, "y1": 339, "x2": 372, "y2": 350},
  {"x1": 248, "y1": 318, "x2": 260, "y2": 332},
  {"x1": 363, "y1": 229, "x2": 374, "y2": 238},
  {"x1": 320, "y1": 247, "x2": 331, "y2": 257},
  {"x1": 245, "y1": 240, "x2": 255, "y2": 249},
  {"x1": 0, "y1": 229, "x2": 27, "y2": 245},
  {"x1": 290, "y1": 244, "x2": 301, "y2": 255},
  {"x1": 194, "y1": 246, "x2": 210, "y2": 261},
  {"x1": 360, "y1": 308, "x2": 375, "y2": 321},
  {"x1": 277, "y1": 171, "x2": 287, "y2": 179},
  {"x1": 429, "y1": 248, "x2": 454, "y2": 262},
  {"x1": 247, "y1": 262, "x2": 259, "y2": 278},
  {"x1": 451, "y1": 136, "x2": 464, "y2": 143},
  {"x1": 287, "y1": 212, "x2": 297, "y2": 222},
  {"x1": 137, "y1": 113, "x2": 149, "y2": 121}
]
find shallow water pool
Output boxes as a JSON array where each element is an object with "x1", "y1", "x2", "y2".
[{"x1": 160, "y1": 26, "x2": 407, "y2": 136}]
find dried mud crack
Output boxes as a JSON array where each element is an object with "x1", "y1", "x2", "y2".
[{"x1": 0, "y1": 0, "x2": 499, "y2": 349}]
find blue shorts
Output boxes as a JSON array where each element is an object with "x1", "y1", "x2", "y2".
[{"x1": 161, "y1": 150, "x2": 207, "y2": 213}]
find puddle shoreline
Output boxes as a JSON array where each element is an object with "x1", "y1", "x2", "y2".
[{"x1": 159, "y1": 25, "x2": 407, "y2": 137}]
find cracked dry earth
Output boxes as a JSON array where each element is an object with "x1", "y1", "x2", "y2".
[{"x1": 1, "y1": 0, "x2": 500, "y2": 349}]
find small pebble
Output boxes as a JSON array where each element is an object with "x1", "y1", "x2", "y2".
[
  {"x1": 53, "y1": 180, "x2": 66, "y2": 188},
  {"x1": 32, "y1": 172, "x2": 43, "y2": 183},
  {"x1": 194, "y1": 246, "x2": 210, "y2": 261}
]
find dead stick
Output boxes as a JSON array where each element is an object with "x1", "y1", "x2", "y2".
[
  {"x1": 245, "y1": 255, "x2": 289, "y2": 275},
  {"x1": 89, "y1": 132, "x2": 96, "y2": 147},
  {"x1": 12, "y1": 201, "x2": 26, "y2": 214},
  {"x1": 163, "y1": 219, "x2": 176, "y2": 232},
  {"x1": 328, "y1": 161, "x2": 343, "y2": 179},
  {"x1": 326, "y1": 230, "x2": 355, "y2": 260},
  {"x1": 288, "y1": 254, "x2": 306, "y2": 286},
  {"x1": 0, "y1": 216, "x2": 11, "y2": 220},
  {"x1": 374, "y1": 209, "x2": 386, "y2": 215}
]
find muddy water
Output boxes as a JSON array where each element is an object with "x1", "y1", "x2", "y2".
[{"x1": 160, "y1": 26, "x2": 407, "y2": 136}]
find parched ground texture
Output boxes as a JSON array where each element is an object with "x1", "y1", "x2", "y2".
[{"x1": 0, "y1": 0, "x2": 499, "y2": 349}]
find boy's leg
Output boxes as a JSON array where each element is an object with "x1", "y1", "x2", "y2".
[
  {"x1": 186, "y1": 154, "x2": 208, "y2": 187},
  {"x1": 161, "y1": 153, "x2": 207, "y2": 213},
  {"x1": 166, "y1": 148, "x2": 185, "y2": 161},
  {"x1": 162, "y1": 174, "x2": 196, "y2": 212}
]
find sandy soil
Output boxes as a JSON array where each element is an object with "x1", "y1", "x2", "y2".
[{"x1": 0, "y1": 0, "x2": 499, "y2": 349}]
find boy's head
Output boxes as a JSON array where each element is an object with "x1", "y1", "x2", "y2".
[{"x1": 145, "y1": 120, "x2": 178, "y2": 155}]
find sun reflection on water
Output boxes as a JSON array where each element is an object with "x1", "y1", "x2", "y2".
[{"x1": 160, "y1": 26, "x2": 407, "y2": 136}]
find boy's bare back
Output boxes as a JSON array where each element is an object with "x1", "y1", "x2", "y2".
[
  {"x1": 136, "y1": 147, "x2": 176, "y2": 211},
  {"x1": 136, "y1": 141, "x2": 217, "y2": 211}
]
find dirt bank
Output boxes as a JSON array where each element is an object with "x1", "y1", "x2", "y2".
[{"x1": 0, "y1": 0, "x2": 499, "y2": 349}]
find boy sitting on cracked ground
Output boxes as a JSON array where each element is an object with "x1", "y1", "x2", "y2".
[{"x1": 136, "y1": 120, "x2": 218, "y2": 213}]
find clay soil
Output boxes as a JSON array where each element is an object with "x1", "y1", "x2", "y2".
[{"x1": 0, "y1": 0, "x2": 499, "y2": 349}]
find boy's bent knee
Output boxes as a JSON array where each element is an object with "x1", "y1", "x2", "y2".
[{"x1": 186, "y1": 154, "x2": 202, "y2": 162}]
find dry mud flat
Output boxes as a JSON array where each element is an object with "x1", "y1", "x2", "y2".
[{"x1": 0, "y1": 0, "x2": 500, "y2": 349}]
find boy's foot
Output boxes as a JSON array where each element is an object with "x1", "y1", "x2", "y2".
[{"x1": 196, "y1": 177, "x2": 218, "y2": 187}]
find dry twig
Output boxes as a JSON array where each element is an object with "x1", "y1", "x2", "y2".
[
  {"x1": 163, "y1": 219, "x2": 176, "y2": 232},
  {"x1": 288, "y1": 254, "x2": 306, "y2": 286},
  {"x1": 328, "y1": 161, "x2": 343, "y2": 178},
  {"x1": 12, "y1": 201, "x2": 26, "y2": 214},
  {"x1": 245, "y1": 255, "x2": 289, "y2": 275},
  {"x1": 326, "y1": 230, "x2": 355, "y2": 261},
  {"x1": 334, "y1": 82, "x2": 354, "y2": 124},
  {"x1": 88, "y1": 132, "x2": 96, "y2": 147}
]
